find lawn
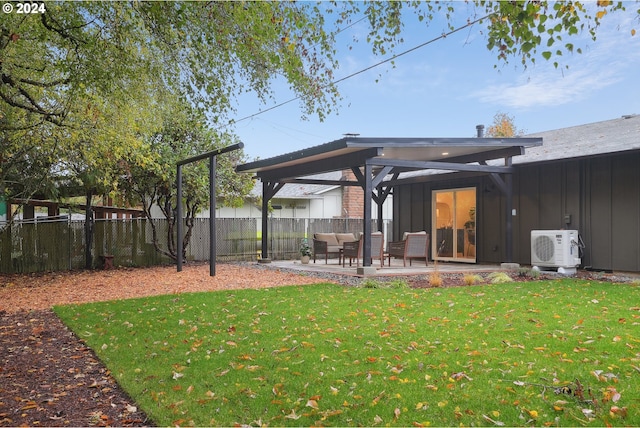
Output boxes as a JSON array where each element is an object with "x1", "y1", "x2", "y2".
[{"x1": 54, "y1": 279, "x2": 640, "y2": 427}]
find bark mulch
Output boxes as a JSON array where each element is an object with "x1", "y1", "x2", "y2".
[{"x1": 0, "y1": 263, "x2": 330, "y2": 427}]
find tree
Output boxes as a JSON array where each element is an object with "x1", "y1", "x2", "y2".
[
  {"x1": 117, "y1": 98, "x2": 253, "y2": 262},
  {"x1": 485, "y1": 112, "x2": 525, "y2": 138},
  {"x1": 1, "y1": 1, "x2": 636, "y2": 249},
  {"x1": 3, "y1": 2, "x2": 634, "y2": 134}
]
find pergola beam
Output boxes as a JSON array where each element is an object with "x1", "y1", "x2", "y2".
[{"x1": 372, "y1": 158, "x2": 515, "y2": 174}]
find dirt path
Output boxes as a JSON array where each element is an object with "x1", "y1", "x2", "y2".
[{"x1": 0, "y1": 263, "x2": 331, "y2": 426}]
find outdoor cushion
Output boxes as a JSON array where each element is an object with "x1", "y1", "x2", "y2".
[
  {"x1": 335, "y1": 233, "x2": 357, "y2": 245},
  {"x1": 402, "y1": 230, "x2": 427, "y2": 240},
  {"x1": 314, "y1": 233, "x2": 339, "y2": 246}
]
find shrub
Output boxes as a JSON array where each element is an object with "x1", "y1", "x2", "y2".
[
  {"x1": 387, "y1": 278, "x2": 410, "y2": 289},
  {"x1": 463, "y1": 274, "x2": 484, "y2": 285},
  {"x1": 361, "y1": 278, "x2": 381, "y2": 289},
  {"x1": 429, "y1": 272, "x2": 443, "y2": 287},
  {"x1": 517, "y1": 267, "x2": 540, "y2": 279},
  {"x1": 487, "y1": 271, "x2": 513, "y2": 284}
]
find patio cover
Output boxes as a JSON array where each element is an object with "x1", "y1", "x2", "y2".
[{"x1": 236, "y1": 135, "x2": 542, "y2": 271}]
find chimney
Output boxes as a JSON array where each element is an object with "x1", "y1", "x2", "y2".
[
  {"x1": 476, "y1": 124, "x2": 484, "y2": 138},
  {"x1": 341, "y1": 169, "x2": 364, "y2": 218}
]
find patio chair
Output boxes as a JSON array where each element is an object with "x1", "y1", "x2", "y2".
[
  {"x1": 387, "y1": 232, "x2": 430, "y2": 267},
  {"x1": 342, "y1": 232, "x2": 384, "y2": 268}
]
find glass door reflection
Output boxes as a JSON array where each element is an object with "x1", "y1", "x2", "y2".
[{"x1": 432, "y1": 188, "x2": 476, "y2": 262}]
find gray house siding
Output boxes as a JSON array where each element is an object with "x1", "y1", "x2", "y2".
[
  {"x1": 583, "y1": 152, "x2": 640, "y2": 272},
  {"x1": 393, "y1": 150, "x2": 640, "y2": 272}
]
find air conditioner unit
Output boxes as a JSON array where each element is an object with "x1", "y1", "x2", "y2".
[{"x1": 531, "y1": 230, "x2": 581, "y2": 274}]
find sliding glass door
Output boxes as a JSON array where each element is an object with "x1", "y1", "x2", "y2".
[{"x1": 432, "y1": 188, "x2": 476, "y2": 262}]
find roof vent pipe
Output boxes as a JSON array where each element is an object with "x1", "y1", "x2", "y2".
[{"x1": 476, "y1": 124, "x2": 484, "y2": 138}]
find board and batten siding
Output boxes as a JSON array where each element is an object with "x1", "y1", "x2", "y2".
[{"x1": 393, "y1": 150, "x2": 640, "y2": 272}]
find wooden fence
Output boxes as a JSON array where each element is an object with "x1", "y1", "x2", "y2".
[{"x1": 0, "y1": 217, "x2": 392, "y2": 274}]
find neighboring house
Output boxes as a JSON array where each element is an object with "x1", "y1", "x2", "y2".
[
  {"x1": 392, "y1": 114, "x2": 640, "y2": 272},
  {"x1": 207, "y1": 170, "x2": 393, "y2": 220}
]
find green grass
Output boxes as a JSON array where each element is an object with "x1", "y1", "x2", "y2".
[{"x1": 54, "y1": 280, "x2": 640, "y2": 427}]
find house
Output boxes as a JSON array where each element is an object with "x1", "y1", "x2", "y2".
[
  {"x1": 237, "y1": 115, "x2": 640, "y2": 273},
  {"x1": 391, "y1": 114, "x2": 640, "y2": 272},
  {"x1": 209, "y1": 170, "x2": 393, "y2": 220}
]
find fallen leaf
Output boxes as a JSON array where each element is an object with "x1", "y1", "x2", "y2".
[
  {"x1": 582, "y1": 408, "x2": 594, "y2": 418},
  {"x1": 610, "y1": 406, "x2": 627, "y2": 417},
  {"x1": 21, "y1": 401, "x2": 37, "y2": 410},
  {"x1": 394, "y1": 407, "x2": 401, "y2": 419},
  {"x1": 451, "y1": 372, "x2": 473, "y2": 381},
  {"x1": 284, "y1": 409, "x2": 301, "y2": 420},
  {"x1": 482, "y1": 414, "x2": 505, "y2": 426},
  {"x1": 604, "y1": 386, "x2": 621, "y2": 403}
]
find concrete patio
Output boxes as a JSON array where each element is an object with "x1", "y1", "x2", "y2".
[{"x1": 265, "y1": 257, "x2": 512, "y2": 278}]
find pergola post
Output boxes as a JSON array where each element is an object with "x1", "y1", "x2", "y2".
[
  {"x1": 209, "y1": 155, "x2": 216, "y2": 276},
  {"x1": 360, "y1": 162, "x2": 373, "y2": 273},
  {"x1": 261, "y1": 180, "x2": 270, "y2": 261},
  {"x1": 176, "y1": 142, "x2": 243, "y2": 276}
]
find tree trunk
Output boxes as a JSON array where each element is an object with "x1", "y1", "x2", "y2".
[{"x1": 84, "y1": 190, "x2": 94, "y2": 269}]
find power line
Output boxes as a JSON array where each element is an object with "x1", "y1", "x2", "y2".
[{"x1": 220, "y1": 14, "x2": 492, "y2": 130}]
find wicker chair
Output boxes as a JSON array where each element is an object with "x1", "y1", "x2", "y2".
[
  {"x1": 387, "y1": 232, "x2": 430, "y2": 267},
  {"x1": 342, "y1": 233, "x2": 384, "y2": 268}
]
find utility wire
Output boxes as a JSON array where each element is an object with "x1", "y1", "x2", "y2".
[{"x1": 220, "y1": 14, "x2": 493, "y2": 129}]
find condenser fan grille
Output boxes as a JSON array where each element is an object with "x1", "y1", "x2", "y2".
[{"x1": 533, "y1": 235, "x2": 555, "y2": 262}]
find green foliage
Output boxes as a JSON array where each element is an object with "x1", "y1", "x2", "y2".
[
  {"x1": 115, "y1": 98, "x2": 253, "y2": 261},
  {"x1": 55, "y1": 280, "x2": 640, "y2": 426},
  {"x1": 1, "y1": 2, "x2": 341, "y2": 202},
  {"x1": 299, "y1": 239, "x2": 312, "y2": 257},
  {"x1": 487, "y1": 271, "x2": 514, "y2": 284},
  {"x1": 480, "y1": 1, "x2": 630, "y2": 68},
  {"x1": 387, "y1": 278, "x2": 410, "y2": 289},
  {"x1": 518, "y1": 267, "x2": 541, "y2": 279},
  {"x1": 361, "y1": 278, "x2": 409, "y2": 289},
  {"x1": 361, "y1": 278, "x2": 382, "y2": 289}
]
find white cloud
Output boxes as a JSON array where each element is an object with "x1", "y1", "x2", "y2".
[
  {"x1": 469, "y1": 8, "x2": 640, "y2": 109},
  {"x1": 471, "y1": 65, "x2": 621, "y2": 108}
]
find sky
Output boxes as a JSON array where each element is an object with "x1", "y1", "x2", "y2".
[{"x1": 224, "y1": 3, "x2": 640, "y2": 161}]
